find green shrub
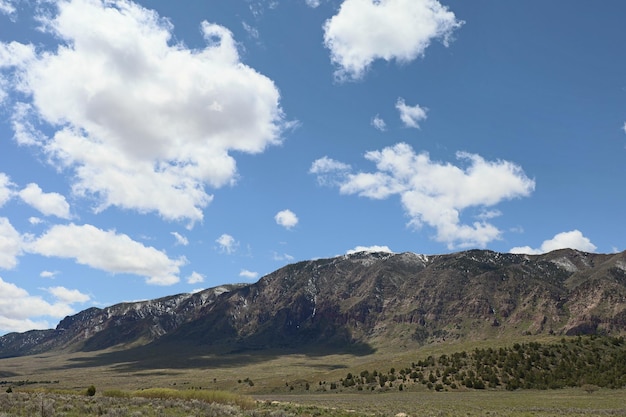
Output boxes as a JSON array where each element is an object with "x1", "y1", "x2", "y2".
[{"x1": 86, "y1": 385, "x2": 96, "y2": 396}]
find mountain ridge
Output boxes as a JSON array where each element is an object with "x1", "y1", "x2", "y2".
[{"x1": 1, "y1": 248, "x2": 625, "y2": 358}]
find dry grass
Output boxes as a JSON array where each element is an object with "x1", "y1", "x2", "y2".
[{"x1": 1, "y1": 338, "x2": 626, "y2": 416}]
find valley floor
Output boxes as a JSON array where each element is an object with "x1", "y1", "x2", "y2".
[
  {"x1": 0, "y1": 389, "x2": 624, "y2": 417},
  {"x1": 255, "y1": 389, "x2": 626, "y2": 417}
]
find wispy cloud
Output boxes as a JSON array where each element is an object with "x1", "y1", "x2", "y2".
[
  {"x1": 396, "y1": 98, "x2": 427, "y2": 129},
  {"x1": 216, "y1": 233, "x2": 238, "y2": 254},
  {"x1": 371, "y1": 114, "x2": 386, "y2": 131}
]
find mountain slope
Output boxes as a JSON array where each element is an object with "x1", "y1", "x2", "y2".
[{"x1": 1, "y1": 249, "x2": 625, "y2": 358}]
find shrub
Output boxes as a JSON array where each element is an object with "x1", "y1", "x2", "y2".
[{"x1": 86, "y1": 385, "x2": 96, "y2": 396}]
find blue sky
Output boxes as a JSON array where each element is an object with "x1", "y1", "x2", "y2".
[{"x1": 0, "y1": 0, "x2": 624, "y2": 334}]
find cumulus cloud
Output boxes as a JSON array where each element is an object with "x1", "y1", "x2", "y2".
[
  {"x1": 311, "y1": 142, "x2": 535, "y2": 248},
  {"x1": 186, "y1": 271, "x2": 204, "y2": 284},
  {"x1": 46, "y1": 286, "x2": 90, "y2": 304},
  {"x1": 346, "y1": 245, "x2": 393, "y2": 254},
  {"x1": 240, "y1": 269, "x2": 259, "y2": 279},
  {"x1": 0, "y1": 276, "x2": 75, "y2": 333},
  {"x1": 323, "y1": 0, "x2": 462, "y2": 80},
  {"x1": 18, "y1": 183, "x2": 71, "y2": 219},
  {"x1": 275, "y1": 209, "x2": 299, "y2": 229},
  {"x1": 1, "y1": 0, "x2": 286, "y2": 223},
  {"x1": 171, "y1": 231, "x2": 189, "y2": 246},
  {"x1": 509, "y1": 230, "x2": 597, "y2": 255},
  {"x1": 396, "y1": 98, "x2": 427, "y2": 129},
  {"x1": 0, "y1": 217, "x2": 22, "y2": 269},
  {"x1": 26, "y1": 223, "x2": 184, "y2": 285},
  {"x1": 216, "y1": 233, "x2": 238, "y2": 254},
  {"x1": 371, "y1": 115, "x2": 386, "y2": 131}
]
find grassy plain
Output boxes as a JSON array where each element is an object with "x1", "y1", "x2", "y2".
[{"x1": 1, "y1": 338, "x2": 625, "y2": 416}]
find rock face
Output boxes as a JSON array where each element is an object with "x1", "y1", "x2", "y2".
[{"x1": 1, "y1": 249, "x2": 626, "y2": 358}]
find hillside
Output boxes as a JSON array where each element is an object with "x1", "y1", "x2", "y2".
[{"x1": 1, "y1": 248, "x2": 625, "y2": 358}]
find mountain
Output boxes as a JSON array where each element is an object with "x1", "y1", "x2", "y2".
[{"x1": 1, "y1": 249, "x2": 626, "y2": 358}]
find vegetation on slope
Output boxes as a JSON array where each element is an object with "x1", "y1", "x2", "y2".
[{"x1": 319, "y1": 335, "x2": 626, "y2": 392}]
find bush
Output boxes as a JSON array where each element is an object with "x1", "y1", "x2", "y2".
[{"x1": 86, "y1": 385, "x2": 96, "y2": 396}]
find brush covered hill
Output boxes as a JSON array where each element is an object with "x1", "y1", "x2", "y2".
[{"x1": 1, "y1": 249, "x2": 626, "y2": 358}]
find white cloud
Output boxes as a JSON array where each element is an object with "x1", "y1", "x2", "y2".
[
  {"x1": 186, "y1": 271, "x2": 204, "y2": 284},
  {"x1": 273, "y1": 252, "x2": 294, "y2": 262},
  {"x1": 305, "y1": 0, "x2": 321, "y2": 8},
  {"x1": 1, "y1": 0, "x2": 286, "y2": 223},
  {"x1": 622, "y1": 122, "x2": 626, "y2": 134},
  {"x1": 18, "y1": 183, "x2": 71, "y2": 219},
  {"x1": 310, "y1": 156, "x2": 351, "y2": 186},
  {"x1": 40, "y1": 270, "x2": 58, "y2": 278},
  {"x1": 216, "y1": 233, "x2": 238, "y2": 254},
  {"x1": 275, "y1": 209, "x2": 299, "y2": 229},
  {"x1": 510, "y1": 230, "x2": 597, "y2": 255},
  {"x1": 323, "y1": 0, "x2": 462, "y2": 80},
  {"x1": 311, "y1": 142, "x2": 535, "y2": 249},
  {"x1": 346, "y1": 245, "x2": 393, "y2": 254},
  {"x1": 29, "y1": 217, "x2": 43, "y2": 225},
  {"x1": 396, "y1": 98, "x2": 427, "y2": 129},
  {"x1": 0, "y1": 217, "x2": 22, "y2": 269},
  {"x1": 310, "y1": 156, "x2": 351, "y2": 174},
  {"x1": 0, "y1": 173, "x2": 14, "y2": 207},
  {"x1": 0, "y1": 42, "x2": 36, "y2": 104},
  {"x1": 46, "y1": 286, "x2": 90, "y2": 304},
  {"x1": 0, "y1": 276, "x2": 75, "y2": 333},
  {"x1": 171, "y1": 231, "x2": 189, "y2": 246},
  {"x1": 26, "y1": 223, "x2": 184, "y2": 285},
  {"x1": 240, "y1": 269, "x2": 259, "y2": 279},
  {"x1": 371, "y1": 114, "x2": 386, "y2": 131},
  {"x1": 0, "y1": 1, "x2": 15, "y2": 16},
  {"x1": 242, "y1": 22, "x2": 259, "y2": 39}
]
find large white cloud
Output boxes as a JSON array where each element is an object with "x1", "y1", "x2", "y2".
[
  {"x1": 311, "y1": 142, "x2": 535, "y2": 248},
  {"x1": 0, "y1": 217, "x2": 22, "y2": 269},
  {"x1": 26, "y1": 223, "x2": 184, "y2": 285},
  {"x1": 1, "y1": 0, "x2": 286, "y2": 223},
  {"x1": 323, "y1": 0, "x2": 462, "y2": 80},
  {"x1": 510, "y1": 230, "x2": 597, "y2": 255},
  {"x1": 18, "y1": 183, "x2": 71, "y2": 219},
  {"x1": 0, "y1": 277, "x2": 76, "y2": 333}
]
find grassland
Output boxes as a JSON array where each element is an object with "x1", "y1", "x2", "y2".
[{"x1": 1, "y1": 336, "x2": 625, "y2": 416}]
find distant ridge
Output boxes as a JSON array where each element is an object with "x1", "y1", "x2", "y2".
[{"x1": 1, "y1": 249, "x2": 625, "y2": 358}]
